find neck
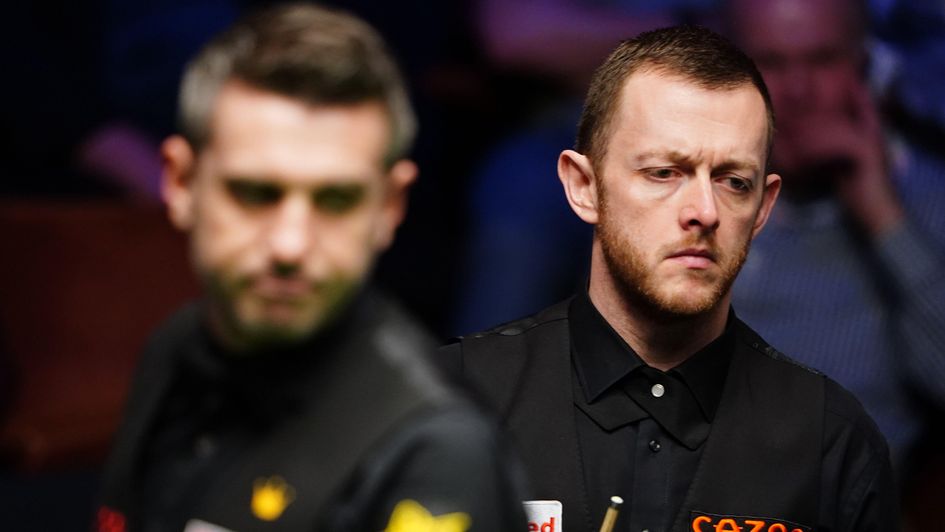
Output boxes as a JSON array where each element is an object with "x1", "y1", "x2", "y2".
[{"x1": 587, "y1": 250, "x2": 730, "y2": 371}]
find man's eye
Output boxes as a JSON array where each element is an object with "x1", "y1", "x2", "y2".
[
  {"x1": 313, "y1": 184, "x2": 366, "y2": 214},
  {"x1": 648, "y1": 168, "x2": 678, "y2": 180},
  {"x1": 227, "y1": 181, "x2": 283, "y2": 206},
  {"x1": 723, "y1": 176, "x2": 752, "y2": 193}
]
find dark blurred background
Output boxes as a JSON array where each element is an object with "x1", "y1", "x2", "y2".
[{"x1": 2, "y1": 0, "x2": 943, "y2": 528}]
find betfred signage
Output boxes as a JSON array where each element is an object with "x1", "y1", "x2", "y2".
[{"x1": 523, "y1": 500, "x2": 562, "y2": 532}]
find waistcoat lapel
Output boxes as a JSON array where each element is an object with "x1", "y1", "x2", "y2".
[
  {"x1": 461, "y1": 303, "x2": 593, "y2": 532},
  {"x1": 671, "y1": 322, "x2": 823, "y2": 532}
]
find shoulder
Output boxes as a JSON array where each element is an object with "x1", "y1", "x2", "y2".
[
  {"x1": 332, "y1": 399, "x2": 527, "y2": 531},
  {"x1": 118, "y1": 302, "x2": 205, "y2": 394},
  {"x1": 464, "y1": 299, "x2": 572, "y2": 339},
  {"x1": 819, "y1": 376, "x2": 897, "y2": 527},
  {"x1": 356, "y1": 290, "x2": 459, "y2": 407},
  {"x1": 437, "y1": 298, "x2": 572, "y2": 387},
  {"x1": 439, "y1": 298, "x2": 572, "y2": 363},
  {"x1": 733, "y1": 317, "x2": 824, "y2": 377},
  {"x1": 735, "y1": 318, "x2": 894, "y2": 514},
  {"x1": 366, "y1": 290, "x2": 437, "y2": 352},
  {"x1": 138, "y1": 301, "x2": 203, "y2": 362},
  {"x1": 821, "y1": 377, "x2": 889, "y2": 457},
  {"x1": 735, "y1": 319, "x2": 885, "y2": 449}
]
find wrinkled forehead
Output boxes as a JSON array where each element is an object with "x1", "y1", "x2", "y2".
[{"x1": 615, "y1": 70, "x2": 772, "y2": 160}]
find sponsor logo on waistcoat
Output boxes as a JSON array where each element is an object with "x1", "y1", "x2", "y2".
[
  {"x1": 690, "y1": 511, "x2": 812, "y2": 532},
  {"x1": 95, "y1": 506, "x2": 127, "y2": 532},
  {"x1": 523, "y1": 500, "x2": 562, "y2": 532},
  {"x1": 384, "y1": 499, "x2": 471, "y2": 532}
]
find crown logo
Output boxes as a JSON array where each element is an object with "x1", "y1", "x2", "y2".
[
  {"x1": 384, "y1": 499, "x2": 471, "y2": 532},
  {"x1": 251, "y1": 475, "x2": 296, "y2": 521}
]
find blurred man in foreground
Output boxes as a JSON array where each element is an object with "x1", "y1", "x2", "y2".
[
  {"x1": 443, "y1": 26, "x2": 897, "y2": 532},
  {"x1": 96, "y1": 4, "x2": 525, "y2": 531}
]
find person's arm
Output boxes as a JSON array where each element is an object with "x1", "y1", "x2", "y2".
[
  {"x1": 798, "y1": 74, "x2": 945, "y2": 411},
  {"x1": 874, "y1": 220, "x2": 945, "y2": 412},
  {"x1": 823, "y1": 382, "x2": 900, "y2": 532},
  {"x1": 326, "y1": 406, "x2": 528, "y2": 532},
  {"x1": 839, "y1": 447, "x2": 899, "y2": 532}
]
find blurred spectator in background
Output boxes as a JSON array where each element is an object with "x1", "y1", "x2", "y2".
[
  {"x1": 96, "y1": 4, "x2": 525, "y2": 531},
  {"x1": 451, "y1": 0, "x2": 721, "y2": 334},
  {"x1": 726, "y1": 0, "x2": 945, "y2": 485},
  {"x1": 870, "y1": 0, "x2": 945, "y2": 156}
]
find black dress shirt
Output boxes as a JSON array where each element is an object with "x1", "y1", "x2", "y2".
[
  {"x1": 440, "y1": 290, "x2": 900, "y2": 532},
  {"x1": 570, "y1": 291, "x2": 733, "y2": 532},
  {"x1": 567, "y1": 291, "x2": 899, "y2": 532}
]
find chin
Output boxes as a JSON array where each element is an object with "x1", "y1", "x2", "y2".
[
  {"x1": 646, "y1": 283, "x2": 725, "y2": 318},
  {"x1": 227, "y1": 301, "x2": 329, "y2": 347},
  {"x1": 657, "y1": 297, "x2": 718, "y2": 317},
  {"x1": 236, "y1": 317, "x2": 325, "y2": 349}
]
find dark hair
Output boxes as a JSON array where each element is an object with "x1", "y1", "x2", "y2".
[
  {"x1": 178, "y1": 3, "x2": 415, "y2": 166},
  {"x1": 575, "y1": 25, "x2": 774, "y2": 167}
]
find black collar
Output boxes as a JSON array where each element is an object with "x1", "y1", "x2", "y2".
[
  {"x1": 570, "y1": 290, "x2": 733, "y2": 449},
  {"x1": 173, "y1": 288, "x2": 374, "y2": 425}
]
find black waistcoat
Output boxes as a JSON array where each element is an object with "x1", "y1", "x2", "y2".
[
  {"x1": 455, "y1": 300, "x2": 824, "y2": 532},
  {"x1": 100, "y1": 294, "x2": 450, "y2": 531}
]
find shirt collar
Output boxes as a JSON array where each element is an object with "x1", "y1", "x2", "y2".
[
  {"x1": 182, "y1": 287, "x2": 373, "y2": 419},
  {"x1": 569, "y1": 290, "x2": 734, "y2": 448},
  {"x1": 570, "y1": 289, "x2": 643, "y2": 403}
]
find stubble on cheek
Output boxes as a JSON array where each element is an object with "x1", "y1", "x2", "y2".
[{"x1": 596, "y1": 199, "x2": 750, "y2": 318}]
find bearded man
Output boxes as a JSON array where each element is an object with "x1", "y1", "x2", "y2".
[
  {"x1": 96, "y1": 4, "x2": 526, "y2": 531},
  {"x1": 441, "y1": 25, "x2": 897, "y2": 532}
]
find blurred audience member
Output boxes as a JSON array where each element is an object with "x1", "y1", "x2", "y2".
[{"x1": 727, "y1": 0, "x2": 945, "y2": 476}]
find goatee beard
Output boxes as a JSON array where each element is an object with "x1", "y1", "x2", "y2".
[{"x1": 596, "y1": 204, "x2": 749, "y2": 321}]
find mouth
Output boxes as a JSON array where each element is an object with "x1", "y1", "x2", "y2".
[
  {"x1": 665, "y1": 248, "x2": 717, "y2": 269},
  {"x1": 252, "y1": 275, "x2": 313, "y2": 300}
]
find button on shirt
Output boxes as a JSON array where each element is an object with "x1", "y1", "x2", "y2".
[{"x1": 570, "y1": 291, "x2": 733, "y2": 532}]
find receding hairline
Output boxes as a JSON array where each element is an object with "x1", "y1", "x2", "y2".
[
  {"x1": 204, "y1": 77, "x2": 396, "y2": 146},
  {"x1": 593, "y1": 61, "x2": 775, "y2": 168},
  {"x1": 176, "y1": 2, "x2": 416, "y2": 167}
]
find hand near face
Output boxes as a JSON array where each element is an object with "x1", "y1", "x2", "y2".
[{"x1": 777, "y1": 74, "x2": 903, "y2": 235}]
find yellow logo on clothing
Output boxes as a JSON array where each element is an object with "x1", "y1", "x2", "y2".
[
  {"x1": 384, "y1": 499, "x2": 471, "y2": 532},
  {"x1": 251, "y1": 476, "x2": 296, "y2": 521}
]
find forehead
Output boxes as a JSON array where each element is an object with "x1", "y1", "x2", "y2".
[
  {"x1": 205, "y1": 80, "x2": 391, "y2": 183},
  {"x1": 608, "y1": 70, "x2": 769, "y2": 166},
  {"x1": 733, "y1": 0, "x2": 855, "y2": 56}
]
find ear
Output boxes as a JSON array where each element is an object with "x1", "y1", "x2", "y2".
[
  {"x1": 751, "y1": 173, "x2": 781, "y2": 238},
  {"x1": 558, "y1": 149, "x2": 600, "y2": 224},
  {"x1": 373, "y1": 158, "x2": 418, "y2": 250},
  {"x1": 161, "y1": 135, "x2": 198, "y2": 231}
]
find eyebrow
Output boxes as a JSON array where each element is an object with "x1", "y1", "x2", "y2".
[
  {"x1": 221, "y1": 173, "x2": 377, "y2": 186},
  {"x1": 634, "y1": 150, "x2": 760, "y2": 175}
]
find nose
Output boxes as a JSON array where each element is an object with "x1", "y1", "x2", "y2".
[
  {"x1": 678, "y1": 176, "x2": 719, "y2": 234},
  {"x1": 268, "y1": 195, "x2": 313, "y2": 268}
]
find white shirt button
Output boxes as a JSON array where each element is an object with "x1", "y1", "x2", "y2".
[{"x1": 651, "y1": 383, "x2": 665, "y2": 398}]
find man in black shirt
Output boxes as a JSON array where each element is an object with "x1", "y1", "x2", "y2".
[
  {"x1": 97, "y1": 4, "x2": 525, "y2": 531},
  {"x1": 442, "y1": 26, "x2": 898, "y2": 532}
]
